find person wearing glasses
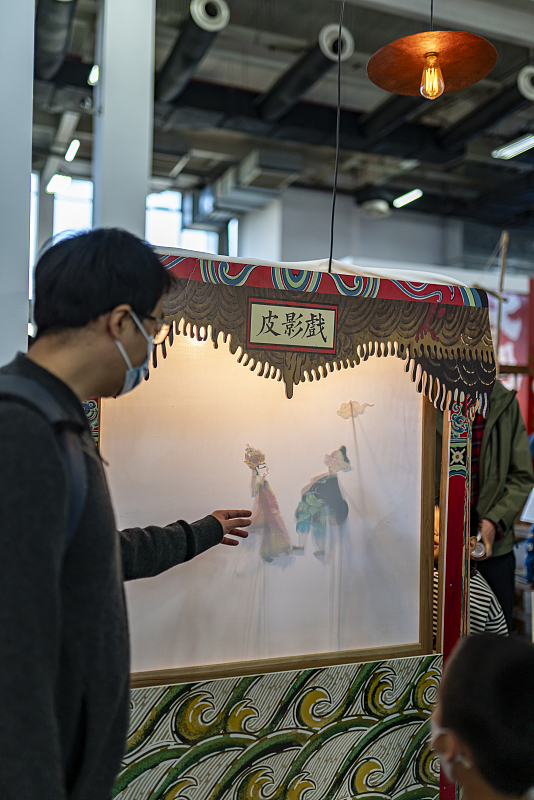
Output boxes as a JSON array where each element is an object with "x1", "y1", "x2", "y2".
[
  {"x1": 431, "y1": 634, "x2": 534, "y2": 799},
  {"x1": 0, "y1": 229, "x2": 251, "y2": 800}
]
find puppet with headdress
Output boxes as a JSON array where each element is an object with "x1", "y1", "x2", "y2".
[{"x1": 244, "y1": 445, "x2": 293, "y2": 562}]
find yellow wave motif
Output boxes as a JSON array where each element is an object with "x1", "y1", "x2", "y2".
[
  {"x1": 227, "y1": 700, "x2": 259, "y2": 734},
  {"x1": 353, "y1": 758, "x2": 385, "y2": 793},
  {"x1": 173, "y1": 692, "x2": 221, "y2": 742},
  {"x1": 114, "y1": 656, "x2": 442, "y2": 800}
]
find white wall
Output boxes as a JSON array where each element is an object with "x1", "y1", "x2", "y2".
[
  {"x1": 92, "y1": 0, "x2": 155, "y2": 235},
  {"x1": 238, "y1": 185, "x2": 530, "y2": 293},
  {"x1": 280, "y1": 188, "x2": 354, "y2": 262},
  {"x1": 0, "y1": 0, "x2": 34, "y2": 364},
  {"x1": 279, "y1": 186, "x2": 462, "y2": 269},
  {"x1": 239, "y1": 197, "x2": 283, "y2": 261}
]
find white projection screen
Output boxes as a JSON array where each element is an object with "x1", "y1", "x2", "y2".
[{"x1": 100, "y1": 332, "x2": 425, "y2": 676}]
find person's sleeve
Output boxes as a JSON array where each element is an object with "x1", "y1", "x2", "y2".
[
  {"x1": 484, "y1": 400, "x2": 534, "y2": 534},
  {"x1": 486, "y1": 590, "x2": 509, "y2": 635},
  {"x1": 119, "y1": 515, "x2": 224, "y2": 580},
  {"x1": 0, "y1": 405, "x2": 68, "y2": 800}
]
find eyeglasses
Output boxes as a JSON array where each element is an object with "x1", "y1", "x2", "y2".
[{"x1": 144, "y1": 314, "x2": 171, "y2": 346}]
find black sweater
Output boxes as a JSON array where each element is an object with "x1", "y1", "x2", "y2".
[{"x1": 0, "y1": 354, "x2": 223, "y2": 800}]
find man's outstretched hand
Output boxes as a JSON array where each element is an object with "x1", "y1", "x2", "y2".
[{"x1": 211, "y1": 509, "x2": 251, "y2": 546}]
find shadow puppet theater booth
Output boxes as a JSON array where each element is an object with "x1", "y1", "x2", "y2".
[{"x1": 98, "y1": 254, "x2": 495, "y2": 800}]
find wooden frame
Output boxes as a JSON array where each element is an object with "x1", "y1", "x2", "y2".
[
  {"x1": 436, "y1": 409, "x2": 450, "y2": 653},
  {"x1": 129, "y1": 394, "x2": 436, "y2": 689}
]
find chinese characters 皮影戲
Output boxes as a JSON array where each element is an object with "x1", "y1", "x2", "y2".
[{"x1": 257, "y1": 310, "x2": 328, "y2": 343}]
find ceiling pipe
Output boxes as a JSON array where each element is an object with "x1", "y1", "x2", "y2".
[
  {"x1": 360, "y1": 95, "x2": 430, "y2": 141},
  {"x1": 34, "y1": 0, "x2": 79, "y2": 81},
  {"x1": 256, "y1": 24, "x2": 355, "y2": 122},
  {"x1": 439, "y1": 65, "x2": 534, "y2": 153},
  {"x1": 155, "y1": 0, "x2": 230, "y2": 104}
]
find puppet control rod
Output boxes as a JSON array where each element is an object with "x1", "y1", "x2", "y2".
[{"x1": 472, "y1": 230, "x2": 509, "y2": 380}]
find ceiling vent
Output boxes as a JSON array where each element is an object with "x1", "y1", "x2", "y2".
[
  {"x1": 238, "y1": 149, "x2": 302, "y2": 191},
  {"x1": 182, "y1": 149, "x2": 302, "y2": 229},
  {"x1": 214, "y1": 166, "x2": 277, "y2": 212}
]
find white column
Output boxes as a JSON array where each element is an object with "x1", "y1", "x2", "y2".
[
  {"x1": 238, "y1": 199, "x2": 283, "y2": 261},
  {"x1": 38, "y1": 179, "x2": 55, "y2": 253},
  {"x1": 92, "y1": 0, "x2": 155, "y2": 236},
  {"x1": 0, "y1": 1, "x2": 34, "y2": 364}
]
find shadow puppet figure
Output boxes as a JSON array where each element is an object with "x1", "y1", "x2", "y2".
[
  {"x1": 295, "y1": 446, "x2": 351, "y2": 558},
  {"x1": 244, "y1": 445, "x2": 293, "y2": 562}
]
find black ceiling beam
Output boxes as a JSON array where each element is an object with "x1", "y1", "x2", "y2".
[
  {"x1": 360, "y1": 95, "x2": 430, "y2": 141},
  {"x1": 40, "y1": 67, "x2": 534, "y2": 229},
  {"x1": 439, "y1": 83, "x2": 531, "y2": 152},
  {"x1": 54, "y1": 58, "x2": 93, "y2": 88},
  {"x1": 45, "y1": 67, "x2": 526, "y2": 170},
  {"x1": 34, "y1": 0, "x2": 79, "y2": 81},
  {"x1": 369, "y1": 175, "x2": 534, "y2": 231},
  {"x1": 155, "y1": 0, "x2": 229, "y2": 103},
  {"x1": 170, "y1": 79, "x2": 452, "y2": 163},
  {"x1": 257, "y1": 25, "x2": 353, "y2": 122}
]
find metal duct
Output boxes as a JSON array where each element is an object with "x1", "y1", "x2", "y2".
[
  {"x1": 34, "y1": 0, "x2": 79, "y2": 81},
  {"x1": 155, "y1": 0, "x2": 230, "y2": 104},
  {"x1": 439, "y1": 65, "x2": 534, "y2": 153},
  {"x1": 257, "y1": 24, "x2": 355, "y2": 122},
  {"x1": 360, "y1": 95, "x2": 429, "y2": 141}
]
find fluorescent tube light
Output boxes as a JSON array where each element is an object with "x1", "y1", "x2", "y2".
[
  {"x1": 64, "y1": 139, "x2": 80, "y2": 162},
  {"x1": 88, "y1": 65, "x2": 99, "y2": 86},
  {"x1": 46, "y1": 174, "x2": 72, "y2": 194},
  {"x1": 491, "y1": 133, "x2": 534, "y2": 160},
  {"x1": 393, "y1": 188, "x2": 423, "y2": 208}
]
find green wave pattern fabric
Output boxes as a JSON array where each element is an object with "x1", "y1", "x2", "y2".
[{"x1": 114, "y1": 656, "x2": 441, "y2": 800}]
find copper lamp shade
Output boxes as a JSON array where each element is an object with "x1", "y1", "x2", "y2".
[{"x1": 367, "y1": 31, "x2": 497, "y2": 96}]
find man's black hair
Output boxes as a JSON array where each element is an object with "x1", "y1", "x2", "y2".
[
  {"x1": 33, "y1": 228, "x2": 173, "y2": 337},
  {"x1": 440, "y1": 634, "x2": 534, "y2": 796}
]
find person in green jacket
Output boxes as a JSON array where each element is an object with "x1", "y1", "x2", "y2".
[{"x1": 437, "y1": 380, "x2": 534, "y2": 632}]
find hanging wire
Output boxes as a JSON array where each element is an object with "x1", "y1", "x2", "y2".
[
  {"x1": 327, "y1": 0, "x2": 346, "y2": 274},
  {"x1": 430, "y1": 0, "x2": 434, "y2": 31}
]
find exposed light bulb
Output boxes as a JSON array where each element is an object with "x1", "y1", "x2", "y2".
[{"x1": 420, "y1": 52, "x2": 444, "y2": 100}]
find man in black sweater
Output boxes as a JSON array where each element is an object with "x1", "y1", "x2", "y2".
[{"x1": 0, "y1": 229, "x2": 251, "y2": 800}]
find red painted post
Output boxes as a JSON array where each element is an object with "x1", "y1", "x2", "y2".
[{"x1": 440, "y1": 403, "x2": 472, "y2": 800}]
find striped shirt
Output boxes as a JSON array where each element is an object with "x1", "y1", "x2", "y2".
[
  {"x1": 469, "y1": 571, "x2": 508, "y2": 635},
  {"x1": 433, "y1": 569, "x2": 508, "y2": 642}
]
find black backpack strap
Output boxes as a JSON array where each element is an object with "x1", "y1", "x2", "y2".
[{"x1": 0, "y1": 375, "x2": 88, "y2": 551}]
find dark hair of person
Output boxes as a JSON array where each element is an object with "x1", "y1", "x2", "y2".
[
  {"x1": 440, "y1": 634, "x2": 534, "y2": 796},
  {"x1": 33, "y1": 228, "x2": 173, "y2": 337},
  {"x1": 339, "y1": 445, "x2": 350, "y2": 465}
]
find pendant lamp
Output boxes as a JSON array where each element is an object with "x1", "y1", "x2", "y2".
[{"x1": 366, "y1": 1, "x2": 497, "y2": 99}]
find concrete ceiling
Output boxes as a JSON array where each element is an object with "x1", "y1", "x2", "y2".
[{"x1": 31, "y1": 0, "x2": 534, "y2": 241}]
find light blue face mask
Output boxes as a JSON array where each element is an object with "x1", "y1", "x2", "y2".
[
  {"x1": 115, "y1": 311, "x2": 154, "y2": 396},
  {"x1": 430, "y1": 717, "x2": 472, "y2": 783}
]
